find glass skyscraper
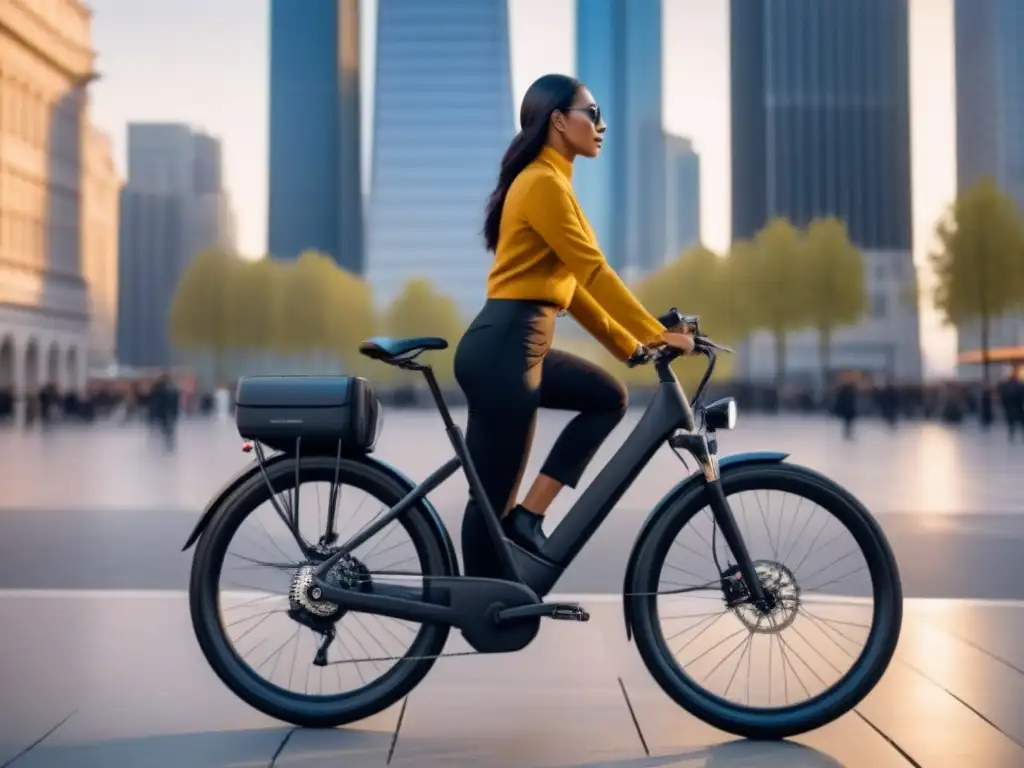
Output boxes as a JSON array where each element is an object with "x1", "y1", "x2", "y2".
[
  {"x1": 954, "y1": 0, "x2": 1024, "y2": 362},
  {"x1": 267, "y1": 0, "x2": 364, "y2": 274},
  {"x1": 730, "y1": 0, "x2": 912, "y2": 250},
  {"x1": 730, "y1": 0, "x2": 920, "y2": 382},
  {"x1": 575, "y1": 0, "x2": 665, "y2": 277},
  {"x1": 365, "y1": 0, "x2": 514, "y2": 320},
  {"x1": 663, "y1": 134, "x2": 701, "y2": 259}
]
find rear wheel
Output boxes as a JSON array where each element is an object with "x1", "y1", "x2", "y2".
[
  {"x1": 189, "y1": 456, "x2": 452, "y2": 728},
  {"x1": 627, "y1": 463, "x2": 902, "y2": 739}
]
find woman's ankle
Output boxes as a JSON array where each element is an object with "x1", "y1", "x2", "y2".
[{"x1": 513, "y1": 502, "x2": 544, "y2": 518}]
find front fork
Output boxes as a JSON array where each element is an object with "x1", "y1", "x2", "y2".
[
  {"x1": 704, "y1": 477, "x2": 768, "y2": 605},
  {"x1": 673, "y1": 432, "x2": 768, "y2": 605}
]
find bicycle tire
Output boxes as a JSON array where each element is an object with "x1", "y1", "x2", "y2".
[
  {"x1": 189, "y1": 456, "x2": 452, "y2": 728},
  {"x1": 626, "y1": 462, "x2": 902, "y2": 739}
]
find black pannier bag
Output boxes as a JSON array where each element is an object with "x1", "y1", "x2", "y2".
[{"x1": 235, "y1": 375, "x2": 382, "y2": 455}]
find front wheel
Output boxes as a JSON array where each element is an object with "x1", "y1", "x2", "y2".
[{"x1": 627, "y1": 463, "x2": 902, "y2": 739}]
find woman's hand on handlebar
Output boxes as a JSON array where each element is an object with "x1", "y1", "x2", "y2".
[
  {"x1": 626, "y1": 329, "x2": 697, "y2": 367},
  {"x1": 661, "y1": 330, "x2": 696, "y2": 356}
]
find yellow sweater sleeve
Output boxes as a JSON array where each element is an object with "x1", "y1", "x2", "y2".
[
  {"x1": 568, "y1": 286, "x2": 638, "y2": 361},
  {"x1": 522, "y1": 173, "x2": 666, "y2": 344}
]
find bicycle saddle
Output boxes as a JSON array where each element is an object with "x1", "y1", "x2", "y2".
[{"x1": 359, "y1": 336, "x2": 449, "y2": 361}]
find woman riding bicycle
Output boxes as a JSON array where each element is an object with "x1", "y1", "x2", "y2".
[{"x1": 455, "y1": 73, "x2": 695, "y2": 577}]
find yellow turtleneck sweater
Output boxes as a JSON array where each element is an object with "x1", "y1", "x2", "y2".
[{"x1": 486, "y1": 145, "x2": 665, "y2": 361}]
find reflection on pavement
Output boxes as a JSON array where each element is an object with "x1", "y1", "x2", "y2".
[{"x1": 0, "y1": 413, "x2": 1021, "y2": 514}]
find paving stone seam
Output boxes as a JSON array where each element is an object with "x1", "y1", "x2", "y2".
[
  {"x1": 386, "y1": 696, "x2": 408, "y2": 765},
  {"x1": 267, "y1": 727, "x2": 298, "y2": 768},
  {"x1": 852, "y1": 711, "x2": 923, "y2": 768},
  {"x1": 616, "y1": 677, "x2": 650, "y2": 756},
  {"x1": 907, "y1": 610, "x2": 1024, "y2": 678},
  {"x1": 894, "y1": 650, "x2": 1024, "y2": 752},
  {"x1": 0, "y1": 710, "x2": 76, "y2": 768}
]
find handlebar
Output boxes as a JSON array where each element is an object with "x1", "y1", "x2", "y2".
[{"x1": 643, "y1": 308, "x2": 735, "y2": 407}]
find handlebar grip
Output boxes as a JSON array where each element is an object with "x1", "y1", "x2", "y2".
[
  {"x1": 658, "y1": 308, "x2": 700, "y2": 333},
  {"x1": 657, "y1": 309, "x2": 683, "y2": 329}
]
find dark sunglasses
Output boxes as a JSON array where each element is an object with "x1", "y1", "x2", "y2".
[{"x1": 564, "y1": 104, "x2": 601, "y2": 126}]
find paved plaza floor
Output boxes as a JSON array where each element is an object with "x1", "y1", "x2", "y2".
[
  {"x1": 0, "y1": 592, "x2": 1023, "y2": 766},
  {"x1": 0, "y1": 414, "x2": 1022, "y2": 766}
]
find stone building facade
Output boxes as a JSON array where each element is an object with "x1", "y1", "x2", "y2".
[
  {"x1": 81, "y1": 122, "x2": 118, "y2": 369},
  {"x1": 0, "y1": 0, "x2": 108, "y2": 405}
]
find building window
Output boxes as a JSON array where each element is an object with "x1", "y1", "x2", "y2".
[
  {"x1": 20, "y1": 85, "x2": 30, "y2": 140},
  {"x1": 9, "y1": 82, "x2": 19, "y2": 138},
  {"x1": 871, "y1": 293, "x2": 887, "y2": 319}
]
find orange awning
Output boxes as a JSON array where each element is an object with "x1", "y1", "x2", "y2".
[{"x1": 957, "y1": 346, "x2": 1024, "y2": 365}]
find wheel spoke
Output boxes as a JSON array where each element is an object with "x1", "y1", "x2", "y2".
[
  {"x1": 190, "y1": 458, "x2": 451, "y2": 728},
  {"x1": 642, "y1": 471, "x2": 899, "y2": 731}
]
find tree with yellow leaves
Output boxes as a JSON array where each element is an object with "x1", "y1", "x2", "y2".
[
  {"x1": 634, "y1": 244, "x2": 747, "y2": 344},
  {"x1": 382, "y1": 278, "x2": 464, "y2": 384},
  {"x1": 279, "y1": 251, "x2": 339, "y2": 364},
  {"x1": 801, "y1": 217, "x2": 867, "y2": 380},
  {"x1": 931, "y1": 178, "x2": 1024, "y2": 424},
  {"x1": 227, "y1": 257, "x2": 286, "y2": 353},
  {"x1": 325, "y1": 263, "x2": 376, "y2": 369},
  {"x1": 731, "y1": 219, "x2": 811, "y2": 387},
  {"x1": 168, "y1": 248, "x2": 240, "y2": 381}
]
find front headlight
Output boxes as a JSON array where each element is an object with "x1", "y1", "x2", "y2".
[{"x1": 704, "y1": 397, "x2": 738, "y2": 431}]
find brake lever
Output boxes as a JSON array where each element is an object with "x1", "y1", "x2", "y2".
[{"x1": 694, "y1": 336, "x2": 734, "y2": 355}]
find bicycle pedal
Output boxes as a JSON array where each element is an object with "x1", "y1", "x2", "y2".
[{"x1": 548, "y1": 604, "x2": 590, "y2": 622}]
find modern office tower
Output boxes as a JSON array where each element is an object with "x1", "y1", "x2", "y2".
[
  {"x1": 730, "y1": 0, "x2": 921, "y2": 382},
  {"x1": 663, "y1": 134, "x2": 701, "y2": 259},
  {"x1": 117, "y1": 123, "x2": 234, "y2": 367},
  {"x1": 192, "y1": 132, "x2": 223, "y2": 196},
  {"x1": 575, "y1": 0, "x2": 664, "y2": 279},
  {"x1": 124, "y1": 123, "x2": 235, "y2": 254},
  {"x1": 116, "y1": 192, "x2": 189, "y2": 368},
  {"x1": 366, "y1": 0, "x2": 514, "y2": 320},
  {"x1": 954, "y1": 0, "x2": 1024, "y2": 369},
  {"x1": 267, "y1": 0, "x2": 364, "y2": 274}
]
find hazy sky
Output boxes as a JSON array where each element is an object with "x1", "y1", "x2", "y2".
[{"x1": 86, "y1": 0, "x2": 957, "y2": 374}]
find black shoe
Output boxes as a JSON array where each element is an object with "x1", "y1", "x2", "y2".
[{"x1": 503, "y1": 505, "x2": 548, "y2": 554}]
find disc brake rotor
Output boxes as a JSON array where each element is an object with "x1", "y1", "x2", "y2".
[{"x1": 731, "y1": 559, "x2": 801, "y2": 634}]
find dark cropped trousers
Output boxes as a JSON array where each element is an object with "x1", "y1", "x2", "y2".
[{"x1": 453, "y1": 299, "x2": 629, "y2": 577}]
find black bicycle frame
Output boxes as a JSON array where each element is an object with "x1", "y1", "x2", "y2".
[{"x1": 310, "y1": 350, "x2": 767, "y2": 617}]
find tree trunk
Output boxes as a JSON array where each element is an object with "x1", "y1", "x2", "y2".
[
  {"x1": 773, "y1": 331, "x2": 787, "y2": 392},
  {"x1": 980, "y1": 315, "x2": 993, "y2": 428},
  {"x1": 208, "y1": 349, "x2": 226, "y2": 390},
  {"x1": 818, "y1": 326, "x2": 832, "y2": 392}
]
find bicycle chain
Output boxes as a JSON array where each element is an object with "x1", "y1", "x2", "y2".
[
  {"x1": 322, "y1": 648, "x2": 481, "y2": 666},
  {"x1": 315, "y1": 581, "x2": 726, "y2": 667}
]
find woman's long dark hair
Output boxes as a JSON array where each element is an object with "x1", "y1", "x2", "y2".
[{"x1": 483, "y1": 74, "x2": 581, "y2": 252}]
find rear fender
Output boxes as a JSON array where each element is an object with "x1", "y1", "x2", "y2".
[
  {"x1": 621, "y1": 451, "x2": 788, "y2": 640},
  {"x1": 181, "y1": 453, "x2": 460, "y2": 577}
]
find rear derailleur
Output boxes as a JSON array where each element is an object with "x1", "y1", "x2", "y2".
[{"x1": 287, "y1": 549, "x2": 372, "y2": 667}]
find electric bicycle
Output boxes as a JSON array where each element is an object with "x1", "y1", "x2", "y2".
[{"x1": 183, "y1": 309, "x2": 902, "y2": 740}]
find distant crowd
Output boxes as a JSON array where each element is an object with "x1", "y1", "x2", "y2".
[
  {"x1": 725, "y1": 367, "x2": 1024, "y2": 441},
  {"x1": 0, "y1": 366, "x2": 1022, "y2": 443}
]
